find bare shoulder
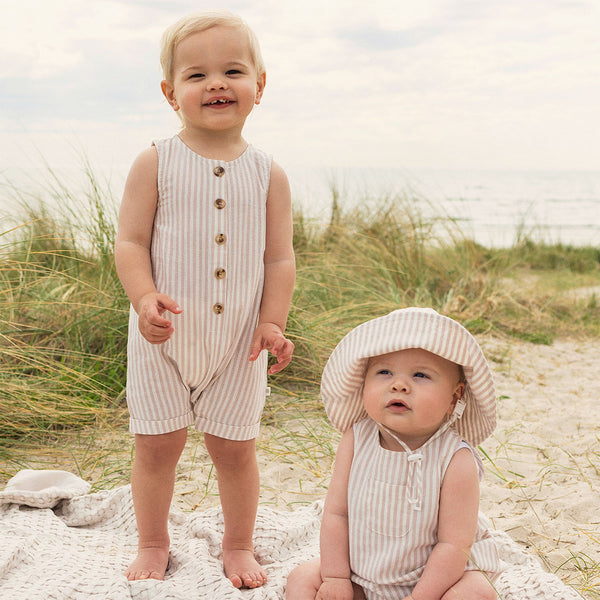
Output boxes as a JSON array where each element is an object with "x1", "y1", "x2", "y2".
[
  {"x1": 122, "y1": 147, "x2": 159, "y2": 205},
  {"x1": 118, "y1": 147, "x2": 160, "y2": 240},
  {"x1": 270, "y1": 159, "x2": 289, "y2": 181},
  {"x1": 443, "y1": 447, "x2": 480, "y2": 491},
  {"x1": 335, "y1": 428, "x2": 355, "y2": 467},
  {"x1": 267, "y1": 160, "x2": 291, "y2": 202},
  {"x1": 127, "y1": 146, "x2": 159, "y2": 181}
]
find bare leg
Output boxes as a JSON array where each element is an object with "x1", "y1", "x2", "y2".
[
  {"x1": 286, "y1": 559, "x2": 365, "y2": 600},
  {"x1": 125, "y1": 428, "x2": 188, "y2": 581},
  {"x1": 204, "y1": 433, "x2": 266, "y2": 589},
  {"x1": 441, "y1": 570, "x2": 497, "y2": 600}
]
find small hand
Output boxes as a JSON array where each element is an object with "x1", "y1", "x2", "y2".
[
  {"x1": 248, "y1": 322, "x2": 294, "y2": 374},
  {"x1": 137, "y1": 292, "x2": 182, "y2": 344},
  {"x1": 316, "y1": 578, "x2": 354, "y2": 600}
]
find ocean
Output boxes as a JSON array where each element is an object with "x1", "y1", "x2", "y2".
[
  {"x1": 287, "y1": 167, "x2": 600, "y2": 248},
  {"x1": 2, "y1": 166, "x2": 599, "y2": 249}
]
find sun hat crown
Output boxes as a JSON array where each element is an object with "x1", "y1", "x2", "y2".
[{"x1": 320, "y1": 307, "x2": 496, "y2": 446}]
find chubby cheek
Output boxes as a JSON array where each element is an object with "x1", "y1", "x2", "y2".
[
  {"x1": 180, "y1": 86, "x2": 201, "y2": 105},
  {"x1": 362, "y1": 390, "x2": 381, "y2": 420}
]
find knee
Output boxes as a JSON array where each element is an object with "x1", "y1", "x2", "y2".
[
  {"x1": 285, "y1": 558, "x2": 321, "y2": 600},
  {"x1": 286, "y1": 563, "x2": 306, "y2": 588},
  {"x1": 134, "y1": 429, "x2": 187, "y2": 466},
  {"x1": 205, "y1": 434, "x2": 255, "y2": 469}
]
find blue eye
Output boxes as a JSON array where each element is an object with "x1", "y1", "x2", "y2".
[
  {"x1": 377, "y1": 369, "x2": 392, "y2": 375},
  {"x1": 189, "y1": 73, "x2": 205, "y2": 79},
  {"x1": 414, "y1": 372, "x2": 428, "y2": 379},
  {"x1": 226, "y1": 69, "x2": 242, "y2": 75}
]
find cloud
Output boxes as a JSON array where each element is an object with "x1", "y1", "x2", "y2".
[
  {"x1": 339, "y1": 24, "x2": 443, "y2": 51},
  {"x1": 1, "y1": 0, "x2": 599, "y2": 173}
]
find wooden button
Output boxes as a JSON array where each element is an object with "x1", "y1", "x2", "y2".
[
  {"x1": 215, "y1": 233, "x2": 226, "y2": 245},
  {"x1": 214, "y1": 198, "x2": 226, "y2": 209},
  {"x1": 213, "y1": 303, "x2": 224, "y2": 314},
  {"x1": 213, "y1": 166, "x2": 225, "y2": 177},
  {"x1": 215, "y1": 268, "x2": 226, "y2": 279}
]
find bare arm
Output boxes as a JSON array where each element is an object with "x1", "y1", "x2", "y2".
[
  {"x1": 114, "y1": 147, "x2": 181, "y2": 344},
  {"x1": 249, "y1": 160, "x2": 296, "y2": 373},
  {"x1": 405, "y1": 447, "x2": 480, "y2": 600},
  {"x1": 317, "y1": 429, "x2": 355, "y2": 600}
]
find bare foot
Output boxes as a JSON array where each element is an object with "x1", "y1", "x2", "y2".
[
  {"x1": 223, "y1": 548, "x2": 267, "y2": 589},
  {"x1": 125, "y1": 546, "x2": 169, "y2": 581}
]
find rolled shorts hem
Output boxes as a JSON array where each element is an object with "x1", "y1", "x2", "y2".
[
  {"x1": 195, "y1": 416, "x2": 260, "y2": 441},
  {"x1": 129, "y1": 412, "x2": 194, "y2": 435}
]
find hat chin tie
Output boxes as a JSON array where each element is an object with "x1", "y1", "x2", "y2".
[
  {"x1": 378, "y1": 425, "x2": 426, "y2": 512},
  {"x1": 378, "y1": 398, "x2": 466, "y2": 513},
  {"x1": 406, "y1": 453, "x2": 423, "y2": 511}
]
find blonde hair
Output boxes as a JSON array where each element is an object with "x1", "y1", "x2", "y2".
[{"x1": 160, "y1": 10, "x2": 265, "y2": 81}]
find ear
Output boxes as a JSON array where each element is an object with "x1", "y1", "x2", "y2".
[
  {"x1": 161, "y1": 80, "x2": 179, "y2": 111},
  {"x1": 447, "y1": 382, "x2": 465, "y2": 415},
  {"x1": 255, "y1": 72, "x2": 266, "y2": 105},
  {"x1": 454, "y1": 381, "x2": 465, "y2": 402}
]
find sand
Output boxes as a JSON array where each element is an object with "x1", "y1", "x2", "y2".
[{"x1": 478, "y1": 337, "x2": 600, "y2": 589}]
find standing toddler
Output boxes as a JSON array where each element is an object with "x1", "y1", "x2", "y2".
[{"x1": 115, "y1": 10, "x2": 295, "y2": 588}]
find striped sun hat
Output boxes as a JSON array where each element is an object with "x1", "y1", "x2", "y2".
[{"x1": 320, "y1": 307, "x2": 497, "y2": 447}]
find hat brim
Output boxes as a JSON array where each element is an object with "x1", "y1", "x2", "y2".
[{"x1": 320, "y1": 308, "x2": 496, "y2": 447}]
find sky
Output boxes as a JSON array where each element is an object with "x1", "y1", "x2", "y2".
[{"x1": 1, "y1": 0, "x2": 599, "y2": 183}]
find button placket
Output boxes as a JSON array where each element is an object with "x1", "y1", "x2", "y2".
[{"x1": 212, "y1": 164, "x2": 227, "y2": 315}]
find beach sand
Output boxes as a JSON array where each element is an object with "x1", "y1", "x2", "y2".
[
  {"x1": 1, "y1": 337, "x2": 599, "y2": 595},
  {"x1": 478, "y1": 337, "x2": 600, "y2": 590}
]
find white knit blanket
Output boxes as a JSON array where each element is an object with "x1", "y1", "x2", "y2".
[{"x1": 0, "y1": 470, "x2": 584, "y2": 600}]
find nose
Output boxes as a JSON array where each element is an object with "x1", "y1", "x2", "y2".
[
  {"x1": 391, "y1": 377, "x2": 409, "y2": 393},
  {"x1": 207, "y1": 75, "x2": 227, "y2": 90}
]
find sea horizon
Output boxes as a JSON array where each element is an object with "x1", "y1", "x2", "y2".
[{"x1": 2, "y1": 164, "x2": 599, "y2": 249}]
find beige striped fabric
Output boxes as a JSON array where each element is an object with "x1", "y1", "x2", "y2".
[
  {"x1": 321, "y1": 308, "x2": 496, "y2": 446},
  {"x1": 126, "y1": 135, "x2": 271, "y2": 440},
  {"x1": 348, "y1": 418, "x2": 502, "y2": 599}
]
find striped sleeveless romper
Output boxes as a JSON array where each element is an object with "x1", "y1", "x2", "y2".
[
  {"x1": 126, "y1": 135, "x2": 271, "y2": 441},
  {"x1": 348, "y1": 418, "x2": 502, "y2": 599}
]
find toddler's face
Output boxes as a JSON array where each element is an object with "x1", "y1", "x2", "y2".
[
  {"x1": 162, "y1": 25, "x2": 265, "y2": 134},
  {"x1": 363, "y1": 348, "x2": 464, "y2": 450}
]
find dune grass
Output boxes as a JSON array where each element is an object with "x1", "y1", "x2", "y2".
[
  {"x1": 1, "y1": 170, "x2": 599, "y2": 445},
  {"x1": 1, "y1": 168, "x2": 129, "y2": 453},
  {"x1": 1, "y1": 169, "x2": 599, "y2": 596}
]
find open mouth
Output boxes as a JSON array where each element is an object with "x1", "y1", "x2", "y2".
[
  {"x1": 387, "y1": 400, "x2": 409, "y2": 412},
  {"x1": 206, "y1": 99, "x2": 233, "y2": 106}
]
